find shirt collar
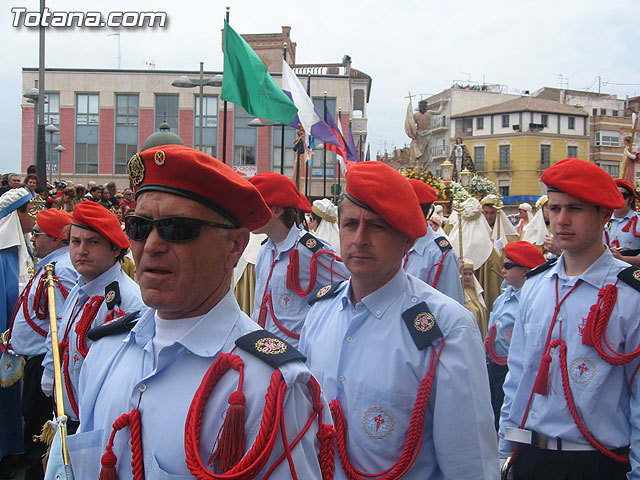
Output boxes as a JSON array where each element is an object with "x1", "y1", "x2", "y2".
[
  {"x1": 78, "y1": 261, "x2": 121, "y2": 296},
  {"x1": 340, "y1": 267, "x2": 406, "y2": 319},
  {"x1": 409, "y1": 226, "x2": 433, "y2": 255},
  {"x1": 36, "y1": 245, "x2": 69, "y2": 269},
  {"x1": 611, "y1": 210, "x2": 635, "y2": 222},
  {"x1": 546, "y1": 249, "x2": 617, "y2": 289},
  {"x1": 267, "y1": 224, "x2": 303, "y2": 259}
]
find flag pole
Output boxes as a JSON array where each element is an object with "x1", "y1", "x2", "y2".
[
  {"x1": 280, "y1": 43, "x2": 287, "y2": 175},
  {"x1": 304, "y1": 74, "x2": 312, "y2": 198},
  {"x1": 323, "y1": 91, "x2": 327, "y2": 198},
  {"x1": 337, "y1": 108, "x2": 342, "y2": 198},
  {"x1": 222, "y1": 6, "x2": 230, "y2": 164}
]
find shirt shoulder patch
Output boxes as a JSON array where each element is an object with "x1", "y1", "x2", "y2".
[
  {"x1": 434, "y1": 236, "x2": 452, "y2": 252},
  {"x1": 235, "y1": 330, "x2": 305, "y2": 369},
  {"x1": 618, "y1": 266, "x2": 640, "y2": 293},
  {"x1": 401, "y1": 302, "x2": 443, "y2": 350},
  {"x1": 87, "y1": 310, "x2": 140, "y2": 342},
  {"x1": 525, "y1": 258, "x2": 557, "y2": 278},
  {"x1": 308, "y1": 282, "x2": 343, "y2": 305},
  {"x1": 104, "y1": 281, "x2": 121, "y2": 310},
  {"x1": 300, "y1": 232, "x2": 323, "y2": 253}
]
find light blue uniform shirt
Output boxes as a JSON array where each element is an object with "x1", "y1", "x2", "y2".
[
  {"x1": 300, "y1": 268, "x2": 499, "y2": 480},
  {"x1": 486, "y1": 285, "x2": 521, "y2": 359},
  {"x1": 42, "y1": 261, "x2": 144, "y2": 420},
  {"x1": 252, "y1": 225, "x2": 349, "y2": 346},
  {"x1": 404, "y1": 225, "x2": 464, "y2": 304},
  {"x1": 11, "y1": 246, "x2": 77, "y2": 358},
  {"x1": 63, "y1": 290, "x2": 329, "y2": 480},
  {"x1": 499, "y1": 250, "x2": 640, "y2": 477},
  {"x1": 605, "y1": 210, "x2": 640, "y2": 252}
]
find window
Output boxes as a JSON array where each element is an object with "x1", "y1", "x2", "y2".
[
  {"x1": 540, "y1": 145, "x2": 551, "y2": 169},
  {"x1": 115, "y1": 94, "x2": 139, "y2": 174},
  {"x1": 568, "y1": 116, "x2": 575, "y2": 130},
  {"x1": 312, "y1": 97, "x2": 337, "y2": 177},
  {"x1": 499, "y1": 186, "x2": 510, "y2": 197},
  {"x1": 234, "y1": 105, "x2": 256, "y2": 166},
  {"x1": 595, "y1": 131, "x2": 620, "y2": 147},
  {"x1": 613, "y1": 110, "x2": 619, "y2": 117},
  {"x1": 75, "y1": 93, "x2": 99, "y2": 173},
  {"x1": 155, "y1": 94, "x2": 179, "y2": 132},
  {"x1": 541, "y1": 114, "x2": 548, "y2": 128},
  {"x1": 501, "y1": 115, "x2": 510, "y2": 128},
  {"x1": 45, "y1": 92, "x2": 61, "y2": 177},
  {"x1": 600, "y1": 108, "x2": 607, "y2": 116},
  {"x1": 474, "y1": 146, "x2": 485, "y2": 170},
  {"x1": 195, "y1": 95, "x2": 218, "y2": 156},
  {"x1": 462, "y1": 118, "x2": 472, "y2": 136},
  {"x1": 567, "y1": 146, "x2": 578, "y2": 158},
  {"x1": 499, "y1": 145, "x2": 510, "y2": 168},
  {"x1": 273, "y1": 126, "x2": 297, "y2": 177},
  {"x1": 353, "y1": 89, "x2": 365, "y2": 114},
  {"x1": 476, "y1": 117, "x2": 484, "y2": 130},
  {"x1": 592, "y1": 108, "x2": 598, "y2": 116},
  {"x1": 600, "y1": 163, "x2": 619, "y2": 177}
]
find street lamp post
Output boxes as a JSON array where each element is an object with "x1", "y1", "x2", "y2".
[
  {"x1": 54, "y1": 145, "x2": 66, "y2": 182},
  {"x1": 171, "y1": 63, "x2": 222, "y2": 153},
  {"x1": 45, "y1": 124, "x2": 59, "y2": 184},
  {"x1": 23, "y1": 83, "x2": 42, "y2": 165}
]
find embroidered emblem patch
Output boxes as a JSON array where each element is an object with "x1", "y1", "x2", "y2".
[
  {"x1": 569, "y1": 357, "x2": 596, "y2": 384},
  {"x1": 503, "y1": 325, "x2": 513, "y2": 341},
  {"x1": 127, "y1": 153, "x2": 145, "y2": 186},
  {"x1": 362, "y1": 407, "x2": 395, "y2": 440},
  {"x1": 634, "y1": 270, "x2": 640, "y2": 282},
  {"x1": 577, "y1": 317, "x2": 587, "y2": 337},
  {"x1": 154, "y1": 150, "x2": 166, "y2": 166},
  {"x1": 438, "y1": 239, "x2": 449, "y2": 248},
  {"x1": 71, "y1": 349, "x2": 84, "y2": 371},
  {"x1": 305, "y1": 238, "x2": 318, "y2": 249},
  {"x1": 278, "y1": 293, "x2": 294, "y2": 310},
  {"x1": 254, "y1": 337, "x2": 287, "y2": 355},
  {"x1": 316, "y1": 285, "x2": 332, "y2": 298},
  {"x1": 414, "y1": 312, "x2": 435, "y2": 332},
  {"x1": 105, "y1": 290, "x2": 116, "y2": 304}
]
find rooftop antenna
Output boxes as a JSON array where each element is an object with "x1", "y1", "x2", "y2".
[{"x1": 107, "y1": 33, "x2": 121, "y2": 69}]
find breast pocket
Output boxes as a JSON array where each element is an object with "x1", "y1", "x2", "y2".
[
  {"x1": 147, "y1": 453, "x2": 194, "y2": 479},
  {"x1": 64, "y1": 428, "x2": 104, "y2": 480},
  {"x1": 350, "y1": 380, "x2": 415, "y2": 457}
]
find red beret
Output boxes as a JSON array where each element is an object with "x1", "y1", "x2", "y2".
[
  {"x1": 345, "y1": 162, "x2": 426, "y2": 239},
  {"x1": 129, "y1": 145, "x2": 271, "y2": 231},
  {"x1": 36, "y1": 209, "x2": 72, "y2": 239},
  {"x1": 72, "y1": 201, "x2": 130, "y2": 249},
  {"x1": 541, "y1": 158, "x2": 624, "y2": 209},
  {"x1": 408, "y1": 179, "x2": 438, "y2": 204},
  {"x1": 615, "y1": 178, "x2": 637, "y2": 198},
  {"x1": 504, "y1": 241, "x2": 546, "y2": 269},
  {"x1": 249, "y1": 172, "x2": 311, "y2": 212}
]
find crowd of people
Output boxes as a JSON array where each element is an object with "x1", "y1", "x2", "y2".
[{"x1": 0, "y1": 149, "x2": 639, "y2": 480}]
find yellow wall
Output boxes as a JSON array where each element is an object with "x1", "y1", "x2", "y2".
[{"x1": 465, "y1": 135, "x2": 589, "y2": 196}]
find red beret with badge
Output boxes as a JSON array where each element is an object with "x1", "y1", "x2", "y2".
[
  {"x1": 37, "y1": 209, "x2": 72, "y2": 239},
  {"x1": 72, "y1": 201, "x2": 130, "y2": 249},
  {"x1": 127, "y1": 145, "x2": 272, "y2": 231},
  {"x1": 504, "y1": 241, "x2": 546, "y2": 269},
  {"x1": 408, "y1": 179, "x2": 438, "y2": 205},
  {"x1": 249, "y1": 172, "x2": 311, "y2": 212},
  {"x1": 541, "y1": 158, "x2": 624, "y2": 209},
  {"x1": 344, "y1": 161, "x2": 426, "y2": 239},
  {"x1": 615, "y1": 178, "x2": 637, "y2": 199}
]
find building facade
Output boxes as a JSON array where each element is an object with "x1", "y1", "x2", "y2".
[{"x1": 21, "y1": 26, "x2": 371, "y2": 196}]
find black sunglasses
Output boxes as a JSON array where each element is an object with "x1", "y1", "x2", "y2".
[
  {"x1": 503, "y1": 262, "x2": 524, "y2": 270},
  {"x1": 125, "y1": 215, "x2": 234, "y2": 243}
]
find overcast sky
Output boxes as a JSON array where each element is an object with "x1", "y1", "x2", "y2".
[{"x1": 1, "y1": 0, "x2": 638, "y2": 174}]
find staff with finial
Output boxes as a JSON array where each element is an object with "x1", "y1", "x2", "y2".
[
  {"x1": 620, "y1": 112, "x2": 639, "y2": 180},
  {"x1": 452, "y1": 199, "x2": 464, "y2": 270},
  {"x1": 44, "y1": 263, "x2": 74, "y2": 479}
]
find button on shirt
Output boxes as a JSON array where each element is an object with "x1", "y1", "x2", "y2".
[
  {"x1": 486, "y1": 285, "x2": 521, "y2": 359},
  {"x1": 499, "y1": 250, "x2": 640, "y2": 477},
  {"x1": 11, "y1": 246, "x2": 77, "y2": 358},
  {"x1": 42, "y1": 261, "x2": 144, "y2": 420},
  {"x1": 252, "y1": 225, "x2": 349, "y2": 346},
  {"x1": 404, "y1": 226, "x2": 464, "y2": 304},
  {"x1": 65, "y1": 290, "x2": 328, "y2": 479},
  {"x1": 299, "y1": 268, "x2": 498, "y2": 480},
  {"x1": 605, "y1": 211, "x2": 640, "y2": 252}
]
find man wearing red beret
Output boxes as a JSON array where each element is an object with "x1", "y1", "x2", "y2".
[
  {"x1": 404, "y1": 178, "x2": 463, "y2": 304},
  {"x1": 5, "y1": 209, "x2": 77, "y2": 479},
  {"x1": 500, "y1": 158, "x2": 640, "y2": 479},
  {"x1": 249, "y1": 172, "x2": 349, "y2": 347},
  {"x1": 41, "y1": 201, "x2": 144, "y2": 431},
  {"x1": 53, "y1": 146, "x2": 333, "y2": 479},
  {"x1": 300, "y1": 161, "x2": 498, "y2": 479},
  {"x1": 605, "y1": 178, "x2": 640, "y2": 268},
  {"x1": 484, "y1": 241, "x2": 545, "y2": 431}
]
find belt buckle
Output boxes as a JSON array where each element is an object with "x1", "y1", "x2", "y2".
[{"x1": 531, "y1": 431, "x2": 550, "y2": 449}]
